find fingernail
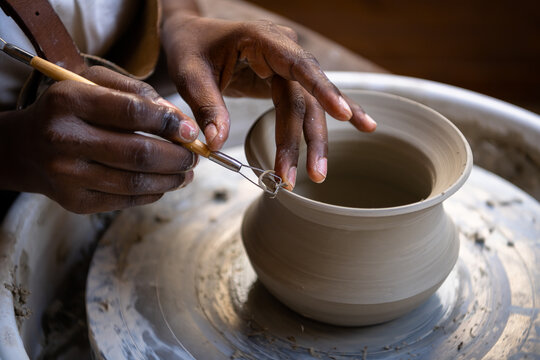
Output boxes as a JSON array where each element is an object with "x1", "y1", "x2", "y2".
[
  {"x1": 179, "y1": 121, "x2": 198, "y2": 142},
  {"x1": 338, "y1": 96, "x2": 353, "y2": 120},
  {"x1": 183, "y1": 152, "x2": 199, "y2": 170},
  {"x1": 205, "y1": 124, "x2": 218, "y2": 145},
  {"x1": 287, "y1": 166, "x2": 297, "y2": 189},
  {"x1": 315, "y1": 157, "x2": 327, "y2": 182},
  {"x1": 192, "y1": 153, "x2": 200, "y2": 168},
  {"x1": 366, "y1": 114, "x2": 377, "y2": 128},
  {"x1": 156, "y1": 98, "x2": 176, "y2": 108}
]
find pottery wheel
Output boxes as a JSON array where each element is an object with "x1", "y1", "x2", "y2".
[{"x1": 86, "y1": 147, "x2": 540, "y2": 360}]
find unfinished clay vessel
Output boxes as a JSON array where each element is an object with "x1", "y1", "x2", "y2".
[{"x1": 242, "y1": 90, "x2": 472, "y2": 326}]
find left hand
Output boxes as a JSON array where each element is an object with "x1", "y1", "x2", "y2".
[{"x1": 161, "y1": 14, "x2": 376, "y2": 189}]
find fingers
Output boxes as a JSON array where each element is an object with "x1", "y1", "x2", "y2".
[
  {"x1": 272, "y1": 76, "x2": 305, "y2": 190},
  {"x1": 170, "y1": 57, "x2": 230, "y2": 151},
  {"x1": 45, "y1": 70, "x2": 199, "y2": 144},
  {"x1": 272, "y1": 76, "x2": 329, "y2": 189},
  {"x1": 82, "y1": 128, "x2": 197, "y2": 174},
  {"x1": 82, "y1": 162, "x2": 194, "y2": 195},
  {"x1": 277, "y1": 25, "x2": 298, "y2": 42},
  {"x1": 222, "y1": 65, "x2": 271, "y2": 98},
  {"x1": 46, "y1": 157, "x2": 194, "y2": 214},
  {"x1": 26, "y1": 66, "x2": 202, "y2": 214},
  {"x1": 82, "y1": 66, "x2": 200, "y2": 130},
  {"x1": 342, "y1": 93, "x2": 377, "y2": 132},
  {"x1": 67, "y1": 192, "x2": 164, "y2": 214},
  {"x1": 272, "y1": 77, "x2": 303, "y2": 190},
  {"x1": 237, "y1": 21, "x2": 376, "y2": 129},
  {"x1": 81, "y1": 66, "x2": 162, "y2": 102},
  {"x1": 303, "y1": 94, "x2": 328, "y2": 184}
]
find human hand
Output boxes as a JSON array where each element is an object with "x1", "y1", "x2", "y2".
[
  {"x1": 0, "y1": 66, "x2": 199, "y2": 213},
  {"x1": 160, "y1": 15, "x2": 376, "y2": 189}
]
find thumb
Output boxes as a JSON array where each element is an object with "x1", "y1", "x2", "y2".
[{"x1": 80, "y1": 65, "x2": 200, "y2": 143}]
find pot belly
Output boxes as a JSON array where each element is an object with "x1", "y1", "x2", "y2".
[{"x1": 241, "y1": 196, "x2": 459, "y2": 326}]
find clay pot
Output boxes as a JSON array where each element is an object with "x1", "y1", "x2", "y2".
[{"x1": 242, "y1": 90, "x2": 472, "y2": 326}]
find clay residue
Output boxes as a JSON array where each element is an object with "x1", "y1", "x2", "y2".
[
  {"x1": 458, "y1": 122, "x2": 540, "y2": 201},
  {"x1": 4, "y1": 282, "x2": 32, "y2": 326},
  {"x1": 38, "y1": 252, "x2": 93, "y2": 360},
  {"x1": 485, "y1": 198, "x2": 523, "y2": 208},
  {"x1": 154, "y1": 215, "x2": 171, "y2": 223},
  {"x1": 213, "y1": 188, "x2": 230, "y2": 202}
]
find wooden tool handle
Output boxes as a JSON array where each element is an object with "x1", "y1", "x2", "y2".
[
  {"x1": 30, "y1": 55, "x2": 210, "y2": 158},
  {"x1": 30, "y1": 57, "x2": 96, "y2": 85},
  {"x1": 181, "y1": 139, "x2": 211, "y2": 158}
]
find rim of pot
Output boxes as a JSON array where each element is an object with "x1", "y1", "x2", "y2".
[{"x1": 245, "y1": 90, "x2": 474, "y2": 217}]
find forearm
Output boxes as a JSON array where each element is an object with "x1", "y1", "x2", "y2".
[
  {"x1": 160, "y1": 0, "x2": 205, "y2": 65},
  {"x1": 161, "y1": 0, "x2": 200, "y2": 18}
]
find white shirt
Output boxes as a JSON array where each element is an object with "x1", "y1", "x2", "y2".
[{"x1": 0, "y1": 0, "x2": 137, "y2": 108}]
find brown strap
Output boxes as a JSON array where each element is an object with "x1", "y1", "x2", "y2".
[{"x1": 0, "y1": 0, "x2": 87, "y2": 73}]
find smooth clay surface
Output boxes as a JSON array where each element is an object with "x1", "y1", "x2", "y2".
[
  {"x1": 85, "y1": 152, "x2": 540, "y2": 358},
  {"x1": 243, "y1": 90, "x2": 473, "y2": 326},
  {"x1": 293, "y1": 135, "x2": 433, "y2": 208}
]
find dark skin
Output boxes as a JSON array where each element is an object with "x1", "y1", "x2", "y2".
[
  {"x1": 0, "y1": 67, "x2": 199, "y2": 214},
  {"x1": 160, "y1": 1, "x2": 376, "y2": 187},
  {"x1": 0, "y1": 0, "x2": 376, "y2": 214}
]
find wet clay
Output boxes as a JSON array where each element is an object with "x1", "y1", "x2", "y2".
[{"x1": 242, "y1": 90, "x2": 472, "y2": 326}]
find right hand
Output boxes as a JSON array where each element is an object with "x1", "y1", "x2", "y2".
[
  {"x1": 160, "y1": 16, "x2": 377, "y2": 189},
  {"x1": 0, "y1": 66, "x2": 199, "y2": 214}
]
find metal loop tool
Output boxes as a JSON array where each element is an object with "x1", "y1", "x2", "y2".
[{"x1": 208, "y1": 152, "x2": 285, "y2": 197}]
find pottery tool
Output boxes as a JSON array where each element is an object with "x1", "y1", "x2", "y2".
[{"x1": 0, "y1": 36, "x2": 284, "y2": 196}]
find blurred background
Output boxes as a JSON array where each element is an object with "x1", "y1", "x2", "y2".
[{"x1": 245, "y1": 0, "x2": 540, "y2": 114}]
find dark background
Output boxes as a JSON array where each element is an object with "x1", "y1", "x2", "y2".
[
  {"x1": 246, "y1": 0, "x2": 540, "y2": 113},
  {"x1": 2, "y1": 1, "x2": 539, "y2": 220}
]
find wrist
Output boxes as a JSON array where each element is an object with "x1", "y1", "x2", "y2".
[
  {"x1": 160, "y1": 10, "x2": 202, "y2": 54},
  {"x1": 161, "y1": 0, "x2": 200, "y2": 14},
  {"x1": 161, "y1": 0, "x2": 201, "y2": 29},
  {"x1": 161, "y1": 10, "x2": 200, "y2": 30}
]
